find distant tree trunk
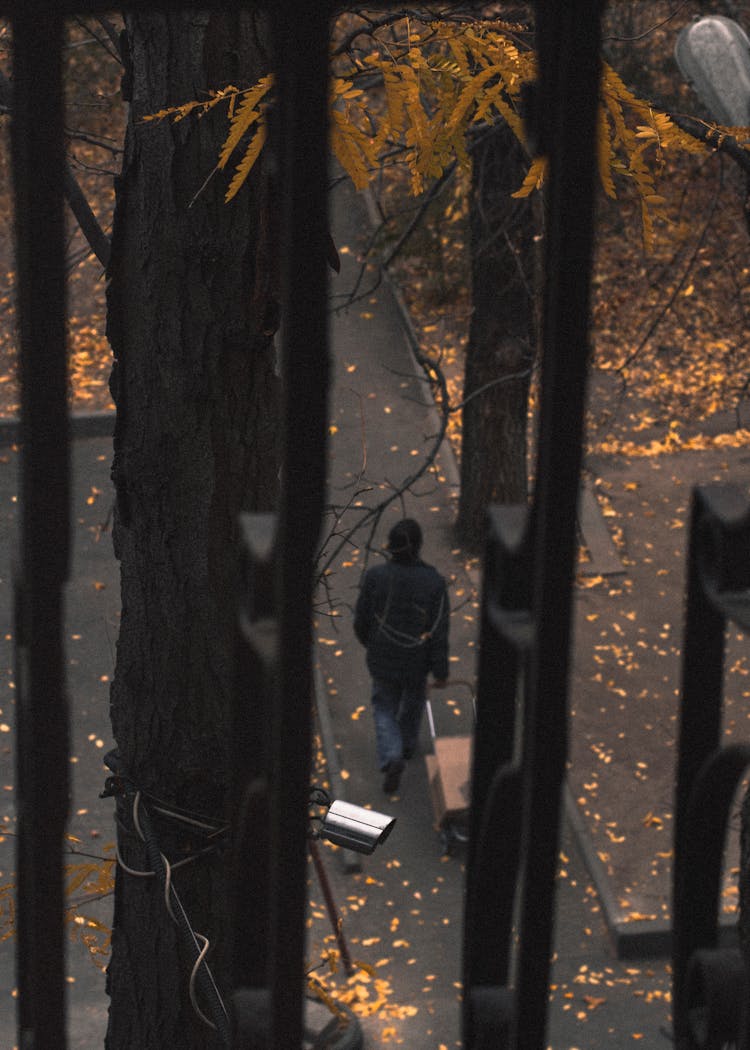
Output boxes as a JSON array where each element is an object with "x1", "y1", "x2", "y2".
[
  {"x1": 104, "y1": 12, "x2": 279, "y2": 1049},
  {"x1": 456, "y1": 120, "x2": 535, "y2": 551}
]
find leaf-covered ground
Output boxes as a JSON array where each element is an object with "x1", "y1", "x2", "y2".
[
  {"x1": 1, "y1": 8, "x2": 749, "y2": 1031},
  {"x1": 379, "y1": 54, "x2": 750, "y2": 926}
]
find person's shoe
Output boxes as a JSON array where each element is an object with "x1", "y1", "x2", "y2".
[{"x1": 382, "y1": 759, "x2": 404, "y2": 794}]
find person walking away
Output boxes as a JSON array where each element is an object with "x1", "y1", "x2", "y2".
[{"x1": 354, "y1": 518, "x2": 449, "y2": 794}]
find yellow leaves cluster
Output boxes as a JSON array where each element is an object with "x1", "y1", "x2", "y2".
[
  {"x1": 67, "y1": 308, "x2": 112, "y2": 411},
  {"x1": 0, "y1": 847, "x2": 115, "y2": 966},
  {"x1": 597, "y1": 65, "x2": 706, "y2": 250},
  {"x1": 331, "y1": 77, "x2": 380, "y2": 191},
  {"x1": 590, "y1": 428, "x2": 750, "y2": 459},
  {"x1": 623, "y1": 911, "x2": 658, "y2": 923},
  {"x1": 344, "y1": 21, "x2": 536, "y2": 196},
  {"x1": 140, "y1": 15, "x2": 750, "y2": 251},
  {"x1": 216, "y1": 75, "x2": 273, "y2": 174},
  {"x1": 309, "y1": 954, "x2": 418, "y2": 1021},
  {"x1": 142, "y1": 75, "x2": 273, "y2": 202},
  {"x1": 140, "y1": 20, "x2": 535, "y2": 201},
  {"x1": 63, "y1": 852, "x2": 115, "y2": 966}
]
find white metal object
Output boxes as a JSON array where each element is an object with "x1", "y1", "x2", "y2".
[
  {"x1": 675, "y1": 15, "x2": 750, "y2": 127},
  {"x1": 321, "y1": 799, "x2": 396, "y2": 855}
]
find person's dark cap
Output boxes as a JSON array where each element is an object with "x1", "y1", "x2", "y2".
[{"x1": 387, "y1": 518, "x2": 422, "y2": 562}]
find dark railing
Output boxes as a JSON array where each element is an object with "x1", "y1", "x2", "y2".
[
  {"x1": 463, "y1": 4, "x2": 605, "y2": 1047},
  {"x1": 9, "y1": 3, "x2": 749, "y2": 1050},
  {"x1": 229, "y1": 6, "x2": 332, "y2": 1048},
  {"x1": 672, "y1": 486, "x2": 750, "y2": 1050},
  {"x1": 11, "y1": 10, "x2": 70, "y2": 1049}
]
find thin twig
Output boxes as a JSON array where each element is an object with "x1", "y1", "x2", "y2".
[
  {"x1": 72, "y1": 15, "x2": 122, "y2": 64},
  {"x1": 603, "y1": 0, "x2": 691, "y2": 43},
  {"x1": 617, "y1": 156, "x2": 724, "y2": 375},
  {"x1": 452, "y1": 367, "x2": 534, "y2": 412},
  {"x1": 382, "y1": 162, "x2": 456, "y2": 269}
]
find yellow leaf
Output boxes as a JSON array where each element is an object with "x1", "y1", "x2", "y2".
[
  {"x1": 330, "y1": 110, "x2": 373, "y2": 191},
  {"x1": 584, "y1": 995, "x2": 606, "y2": 1010},
  {"x1": 218, "y1": 75, "x2": 273, "y2": 170},
  {"x1": 226, "y1": 121, "x2": 267, "y2": 202},
  {"x1": 512, "y1": 155, "x2": 547, "y2": 198},
  {"x1": 597, "y1": 108, "x2": 617, "y2": 199}
]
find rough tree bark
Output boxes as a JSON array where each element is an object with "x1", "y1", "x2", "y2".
[
  {"x1": 456, "y1": 120, "x2": 535, "y2": 551},
  {"x1": 104, "y1": 12, "x2": 279, "y2": 1049}
]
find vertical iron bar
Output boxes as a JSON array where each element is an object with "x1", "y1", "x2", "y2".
[
  {"x1": 270, "y1": 6, "x2": 331, "y2": 1049},
  {"x1": 514, "y1": 3, "x2": 603, "y2": 1047},
  {"x1": 672, "y1": 486, "x2": 750, "y2": 1049},
  {"x1": 231, "y1": 514, "x2": 276, "y2": 1005},
  {"x1": 463, "y1": 6, "x2": 603, "y2": 1045},
  {"x1": 11, "y1": 8, "x2": 70, "y2": 1050},
  {"x1": 672, "y1": 489, "x2": 725, "y2": 1038},
  {"x1": 464, "y1": 505, "x2": 532, "y2": 1025}
]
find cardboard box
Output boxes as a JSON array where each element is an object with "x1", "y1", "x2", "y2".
[{"x1": 425, "y1": 735, "x2": 472, "y2": 826}]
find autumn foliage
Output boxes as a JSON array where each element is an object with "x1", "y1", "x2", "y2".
[{"x1": 145, "y1": 17, "x2": 745, "y2": 255}]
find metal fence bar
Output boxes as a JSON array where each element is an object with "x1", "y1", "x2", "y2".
[
  {"x1": 11, "y1": 9, "x2": 71, "y2": 1050},
  {"x1": 231, "y1": 513, "x2": 276, "y2": 1029},
  {"x1": 463, "y1": 505, "x2": 532, "y2": 1023},
  {"x1": 464, "y1": 3, "x2": 604, "y2": 1047},
  {"x1": 267, "y1": 6, "x2": 332, "y2": 1049},
  {"x1": 672, "y1": 486, "x2": 750, "y2": 1050},
  {"x1": 515, "y1": 6, "x2": 603, "y2": 1047},
  {"x1": 230, "y1": 6, "x2": 332, "y2": 1039}
]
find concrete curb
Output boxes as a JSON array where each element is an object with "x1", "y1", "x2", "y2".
[
  {"x1": 359, "y1": 189, "x2": 460, "y2": 498},
  {"x1": 305, "y1": 999, "x2": 364, "y2": 1050},
  {"x1": 0, "y1": 410, "x2": 115, "y2": 447},
  {"x1": 562, "y1": 784, "x2": 672, "y2": 959},
  {"x1": 563, "y1": 784, "x2": 738, "y2": 958}
]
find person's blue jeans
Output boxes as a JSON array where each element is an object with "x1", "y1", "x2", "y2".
[{"x1": 370, "y1": 675, "x2": 427, "y2": 770}]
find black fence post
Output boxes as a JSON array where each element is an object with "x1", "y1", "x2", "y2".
[
  {"x1": 11, "y1": 8, "x2": 70, "y2": 1050},
  {"x1": 463, "y1": 3, "x2": 605, "y2": 1047},
  {"x1": 672, "y1": 486, "x2": 750, "y2": 1050},
  {"x1": 231, "y1": 5, "x2": 332, "y2": 1048}
]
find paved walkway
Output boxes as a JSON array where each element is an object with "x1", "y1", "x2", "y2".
[
  {"x1": 0, "y1": 438, "x2": 118, "y2": 1049},
  {"x1": 308, "y1": 178, "x2": 680, "y2": 1048},
  {"x1": 4, "y1": 173, "x2": 747, "y2": 1047}
]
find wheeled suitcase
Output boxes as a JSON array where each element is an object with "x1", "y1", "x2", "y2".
[{"x1": 423, "y1": 680, "x2": 475, "y2": 854}]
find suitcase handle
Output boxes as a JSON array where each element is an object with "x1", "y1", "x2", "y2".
[{"x1": 425, "y1": 679, "x2": 476, "y2": 738}]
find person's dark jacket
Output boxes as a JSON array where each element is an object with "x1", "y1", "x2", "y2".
[{"x1": 354, "y1": 558, "x2": 449, "y2": 681}]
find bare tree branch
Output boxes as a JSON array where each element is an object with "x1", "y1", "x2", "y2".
[
  {"x1": 382, "y1": 162, "x2": 456, "y2": 269},
  {"x1": 95, "y1": 16, "x2": 123, "y2": 57},
  {"x1": 617, "y1": 155, "x2": 724, "y2": 375},
  {"x1": 62, "y1": 166, "x2": 112, "y2": 268},
  {"x1": 669, "y1": 111, "x2": 750, "y2": 174},
  {"x1": 63, "y1": 126, "x2": 123, "y2": 156},
  {"x1": 72, "y1": 15, "x2": 122, "y2": 65},
  {"x1": 602, "y1": 0, "x2": 692, "y2": 43},
  {"x1": 452, "y1": 367, "x2": 534, "y2": 412},
  {"x1": 0, "y1": 68, "x2": 111, "y2": 268}
]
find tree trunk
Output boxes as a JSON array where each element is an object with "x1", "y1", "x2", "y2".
[
  {"x1": 456, "y1": 121, "x2": 535, "y2": 552},
  {"x1": 104, "y1": 13, "x2": 279, "y2": 1049}
]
